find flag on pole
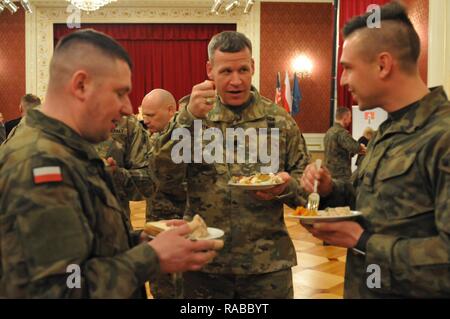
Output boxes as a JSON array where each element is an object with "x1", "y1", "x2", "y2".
[
  {"x1": 281, "y1": 71, "x2": 292, "y2": 113},
  {"x1": 275, "y1": 72, "x2": 282, "y2": 105},
  {"x1": 292, "y1": 72, "x2": 302, "y2": 116}
]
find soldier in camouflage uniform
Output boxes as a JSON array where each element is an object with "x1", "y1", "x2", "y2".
[
  {"x1": 301, "y1": 2, "x2": 450, "y2": 298},
  {"x1": 151, "y1": 31, "x2": 311, "y2": 298},
  {"x1": 0, "y1": 29, "x2": 220, "y2": 298},
  {"x1": 141, "y1": 89, "x2": 186, "y2": 299},
  {"x1": 94, "y1": 114, "x2": 153, "y2": 219},
  {"x1": 324, "y1": 107, "x2": 365, "y2": 181},
  {"x1": 141, "y1": 88, "x2": 184, "y2": 222}
]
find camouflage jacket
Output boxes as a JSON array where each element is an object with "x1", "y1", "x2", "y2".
[
  {"x1": 324, "y1": 123, "x2": 360, "y2": 180},
  {"x1": 151, "y1": 88, "x2": 311, "y2": 274},
  {"x1": 146, "y1": 129, "x2": 186, "y2": 221},
  {"x1": 0, "y1": 110, "x2": 160, "y2": 298},
  {"x1": 94, "y1": 115, "x2": 156, "y2": 214},
  {"x1": 322, "y1": 87, "x2": 450, "y2": 298}
]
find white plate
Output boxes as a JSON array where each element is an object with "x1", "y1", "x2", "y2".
[
  {"x1": 190, "y1": 227, "x2": 225, "y2": 240},
  {"x1": 227, "y1": 181, "x2": 284, "y2": 190},
  {"x1": 288, "y1": 210, "x2": 362, "y2": 224},
  {"x1": 145, "y1": 222, "x2": 224, "y2": 240}
]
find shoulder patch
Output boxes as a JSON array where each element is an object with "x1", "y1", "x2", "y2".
[{"x1": 33, "y1": 166, "x2": 63, "y2": 184}]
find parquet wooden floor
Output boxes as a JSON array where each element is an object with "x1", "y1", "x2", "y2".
[{"x1": 130, "y1": 201, "x2": 346, "y2": 299}]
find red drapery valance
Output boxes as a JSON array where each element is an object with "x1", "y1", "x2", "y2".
[{"x1": 53, "y1": 23, "x2": 236, "y2": 112}]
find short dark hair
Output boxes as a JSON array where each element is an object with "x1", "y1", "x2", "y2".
[
  {"x1": 342, "y1": 1, "x2": 420, "y2": 73},
  {"x1": 336, "y1": 107, "x2": 351, "y2": 120},
  {"x1": 208, "y1": 31, "x2": 252, "y2": 61},
  {"x1": 21, "y1": 94, "x2": 41, "y2": 111},
  {"x1": 54, "y1": 29, "x2": 133, "y2": 69}
]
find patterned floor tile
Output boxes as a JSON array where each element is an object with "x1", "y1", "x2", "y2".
[
  {"x1": 293, "y1": 269, "x2": 344, "y2": 290},
  {"x1": 296, "y1": 252, "x2": 329, "y2": 268}
]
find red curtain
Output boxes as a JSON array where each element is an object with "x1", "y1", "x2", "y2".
[
  {"x1": 54, "y1": 23, "x2": 236, "y2": 112},
  {"x1": 337, "y1": 0, "x2": 390, "y2": 110}
]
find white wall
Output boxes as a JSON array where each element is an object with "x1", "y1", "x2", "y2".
[{"x1": 428, "y1": 0, "x2": 450, "y2": 94}]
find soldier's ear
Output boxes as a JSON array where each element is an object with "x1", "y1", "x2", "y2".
[
  {"x1": 377, "y1": 52, "x2": 393, "y2": 79},
  {"x1": 206, "y1": 61, "x2": 214, "y2": 80},
  {"x1": 70, "y1": 70, "x2": 90, "y2": 101}
]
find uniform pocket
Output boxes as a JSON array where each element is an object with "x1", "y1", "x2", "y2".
[
  {"x1": 375, "y1": 152, "x2": 431, "y2": 220},
  {"x1": 86, "y1": 176, "x2": 129, "y2": 256},
  {"x1": 377, "y1": 153, "x2": 416, "y2": 181}
]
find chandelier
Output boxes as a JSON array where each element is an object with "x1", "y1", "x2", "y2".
[{"x1": 67, "y1": 0, "x2": 117, "y2": 12}]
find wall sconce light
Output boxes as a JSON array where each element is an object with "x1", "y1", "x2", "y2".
[
  {"x1": 20, "y1": 0, "x2": 32, "y2": 13},
  {"x1": 225, "y1": 0, "x2": 240, "y2": 13},
  {"x1": 210, "y1": 0, "x2": 225, "y2": 15},
  {"x1": 2, "y1": 0, "x2": 18, "y2": 14},
  {"x1": 0, "y1": 3, "x2": 5, "y2": 14},
  {"x1": 292, "y1": 55, "x2": 313, "y2": 78},
  {"x1": 243, "y1": 0, "x2": 254, "y2": 14}
]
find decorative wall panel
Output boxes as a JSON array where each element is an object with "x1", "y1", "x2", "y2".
[
  {"x1": 260, "y1": 2, "x2": 333, "y2": 133},
  {"x1": 0, "y1": 10, "x2": 25, "y2": 121}
]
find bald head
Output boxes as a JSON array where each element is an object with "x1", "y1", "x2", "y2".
[{"x1": 141, "y1": 89, "x2": 176, "y2": 133}]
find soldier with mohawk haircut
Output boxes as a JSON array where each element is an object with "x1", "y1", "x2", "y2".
[{"x1": 301, "y1": 1, "x2": 450, "y2": 298}]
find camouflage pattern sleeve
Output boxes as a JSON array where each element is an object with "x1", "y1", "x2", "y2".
[
  {"x1": 280, "y1": 115, "x2": 311, "y2": 208},
  {"x1": 0, "y1": 156, "x2": 160, "y2": 298},
  {"x1": 112, "y1": 117, "x2": 157, "y2": 199},
  {"x1": 364, "y1": 132, "x2": 450, "y2": 297},
  {"x1": 149, "y1": 109, "x2": 192, "y2": 195},
  {"x1": 319, "y1": 178, "x2": 356, "y2": 209},
  {"x1": 337, "y1": 129, "x2": 360, "y2": 155}
]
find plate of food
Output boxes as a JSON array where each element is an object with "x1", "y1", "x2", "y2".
[
  {"x1": 289, "y1": 206, "x2": 362, "y2": 224},
  {"x1": 144, "y1": 215, "x2": 224, "y2": 241},
  {"x1": 228, "y1": 173, "x2": 284, "y2": 190}
]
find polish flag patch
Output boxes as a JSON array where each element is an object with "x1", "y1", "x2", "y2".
[{"x1": 33, "y1": 166, "x2": 63, "y2": 184}]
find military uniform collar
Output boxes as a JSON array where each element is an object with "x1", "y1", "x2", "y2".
[
  {"x1": 333, "y1": 122, "x2": 345, "y2": 129},
  {"x1": 383, "y1": 86, "x2": 448, "y2": 135},
  {"x1": 208, "y1": 87, "x2": 266, "y2": 123},
  {"x1": 26, "y1": 109, "x2": 101, "y2": 162}
]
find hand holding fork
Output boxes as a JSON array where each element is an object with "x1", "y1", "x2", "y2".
[{"x1": 306, "y1": 159, "x2": 322, "y2": 212}]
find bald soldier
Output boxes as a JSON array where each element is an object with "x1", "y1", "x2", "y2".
[
  {"x1": 142, "y1": 89, "x2": 185, "y2": 222},
  {"x1": 142, "y1": 89, "x2": 177, "y2": 135},
  {"x1": 141, "y1": 89, "x2": 187, "y2": 299},
  {"x1": 0, "y1": 29, "x2": 221, "y2": 298},
  {"x1": 301, "y1": 2, "x2": 450, "y2": 298}
]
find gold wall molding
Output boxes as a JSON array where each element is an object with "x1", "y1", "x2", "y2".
[{"x1": 26, "y1": 0, "x2": 260, "y2": 99}]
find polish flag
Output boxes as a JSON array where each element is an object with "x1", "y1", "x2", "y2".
[
  {"x1": 281, "y1": 71, "x2": 292, "y2": 113},
  {"x1": 33, "y1": 166, "x2": 63, "y2": 184}
]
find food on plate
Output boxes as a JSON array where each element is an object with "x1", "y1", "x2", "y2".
[
  {"x1": 293, "y1": 206, "x2": 318, "y2": 216},
  {"x1": 143, "y1": 220, "x2": 171, "y2": 237},
  {"x1": 293, "y1": 206, "x2": 353, "y2": 217},
  {"x1": 321, "y1": 206, "x2": 352, "y2": 216},
  {"x1": 230, "y1": 173, "x2": 283, "y2": 185},
  {"x1": 187, "y1": 214, "x2": 209, "y2": 239},
  {"x1": 143, "y1": 214, "x2": 224, "y2": 248}
]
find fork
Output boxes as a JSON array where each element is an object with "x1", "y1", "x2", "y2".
[{"x1": 307, "y1": 159, "x2": 322, "y2": 212}]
